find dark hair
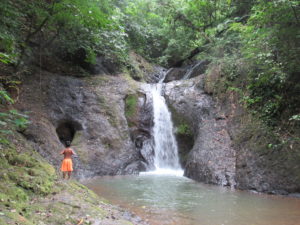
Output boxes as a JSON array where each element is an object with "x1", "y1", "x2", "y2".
[{"x1": 65, "y1": 141, "x2": 71, "y2": 147}]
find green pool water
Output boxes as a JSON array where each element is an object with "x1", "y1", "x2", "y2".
[{"x1": 85, "y1": 174, "x2": 300, "y2": 225}]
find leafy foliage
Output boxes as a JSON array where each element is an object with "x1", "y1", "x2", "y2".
[
  {"x1": 197, "y1": 0, "x2": 299, "y2": 129},
  {"x1": 0, "y1": 0, "x2": 129, "y2": 69},
  {"x1": 119, "y1": 0, "x2": 235, "y2": 66},
  {"x1": 229, "y1": 1, "x2": 299, "y2": 126},
  {"x1": 0, "y1": 0, "x2": 258, "y2": 68}
]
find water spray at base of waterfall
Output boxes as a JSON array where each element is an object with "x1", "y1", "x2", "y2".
[{"x1": 140, "y1": 168, "x2": 184, "y2": 176}]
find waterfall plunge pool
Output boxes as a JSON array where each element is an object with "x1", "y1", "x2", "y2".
[
  {"x1": 84, "y1": 174, "x2": 300, "y2": 225},
  {"x1": 85, "y1": 74, "x2": 300, "y2": 224}
]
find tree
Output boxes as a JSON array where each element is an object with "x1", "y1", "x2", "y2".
[{"x1": 0, "y1": 0, "x2": 128, "y2": 70}]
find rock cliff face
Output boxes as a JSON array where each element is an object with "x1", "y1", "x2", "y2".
[
  {"x1": 164, "y1": 66, "x2": 300, "y2": 194},
  {"x1": 204, "y1": 67, "x2": 300, "y2": 194},
  {"x1": 17, "y1": 71, "x2": 144, "y2": 178},
  {"x1": 164, "y1": 76, "x2": 236, "y2": 187}
]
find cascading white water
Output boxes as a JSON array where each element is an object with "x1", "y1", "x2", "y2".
[
  {"x1": 143, "y1": 74, "x2": 183, "y2": 176},
  {"x1": 182, "y1": 61, "x2": 202, "y2": 80}
]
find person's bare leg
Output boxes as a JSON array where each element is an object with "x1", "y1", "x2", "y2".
[
  {"x1": 68, "y1": 171, "x2": 72, "y2": 179},
  {"x1": 63, "y1": 172, "x2": 67, "y2": 179}
]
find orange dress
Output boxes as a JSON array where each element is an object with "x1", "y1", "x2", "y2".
[
  {"x1": 60, "y1": 148, "x2": 75, "y2": 172},
  {"x1": 61, "y1": 158, "x2": 73, "y2": 172}
]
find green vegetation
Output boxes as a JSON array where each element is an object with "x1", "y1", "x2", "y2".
[
  {"x1": 0, "y1": 0, "x2": 128, "y2": 70},
  {"x1": 124, "y1": 93, "x2": 139, "y2": 128},
  {"x1": 226, "y1": 0, "x2": 299, "y2": 127},
  {"x1": 119, "y1": 0, "x2": 234, "y2": 66},
  {"x1": 0, "y1": 109, "x2": 30, "y2": 144},
  {"x1": 177, "y1": 123, "x2": 192, "y2": 136},
  {"x1": 125, "y1": 94, "x2": 138, "y2": 118},
  {"x1": 0, "y1": 130, "x2": 119, "y2": 225},
  {"x1": 120, "y1": 0, "x2": 299, "y2": 137},
  {"x1": 0, "y1": 1, "x2": 299, "y2": 222},
  {"x1": 0, "y1": 90, "x2": 14, "y2": 104},
  {"x1": 1, "y1": 0, "x2": 298, "y2": 83},
  {"x1": 0, "y1": 0, "x2": 293, "y2": 136},
  {"x1": 0, "y1": 138, "x2": 57, "y2": 222}
]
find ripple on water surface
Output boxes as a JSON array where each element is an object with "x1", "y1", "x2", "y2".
[{"x1": 85, "y1": 175, "x2": 300, "y2": 225}]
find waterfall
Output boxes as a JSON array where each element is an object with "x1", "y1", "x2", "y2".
[
  {"x1": 182, "y1": 60, "x2": 210, "y2": 80},
  {"x1": 182, "y1": 61, "x2": 203, "y2": 80},
  {"x1": 142, "y1": 73, "x2": 183, "y2": 176}
]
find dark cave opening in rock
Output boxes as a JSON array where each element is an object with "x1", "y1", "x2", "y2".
[{"x1": 56, "y1": 120, "x2": 82, "y2": 146}]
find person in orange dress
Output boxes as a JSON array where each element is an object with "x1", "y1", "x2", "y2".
[{"x1": 60, "y1": 141, "x2": 76, "y2": 179}]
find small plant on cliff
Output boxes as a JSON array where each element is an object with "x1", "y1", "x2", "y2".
[
  {"x1": 124, "y1": 94, "x2": 138, "y2": 127},
  {"x1": 177, "y1": 123, "x2": 192, "y2": 136},
  {"x1": 0, "y1": 109, "x2": 30, "y2": 144},
  {"x1": 125, "y1": 95, "x2": 138, "y2": 118}
]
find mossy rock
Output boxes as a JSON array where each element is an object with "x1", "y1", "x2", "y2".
[
  {"x1": 0, "y1": 141, "x2": 109, "y2": 224},
  {"x1": 97, "y1": 94, "x2": 120, "y2": 128},
  {"x1": 0, "y1": 143, "x2": 57, "y2": 210},
  {"x1": 124, "y1": 94, "x2": 139, "y2": 127},
  {"x1": 0, "y1": 183, "x2": 29, "y2": 203},
  {"x1": 125, "y1": 94, "x2": 138, "y2": 117},
  {"x1": 5, "y1": 152, "x2": 37, "y2": 168}
]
